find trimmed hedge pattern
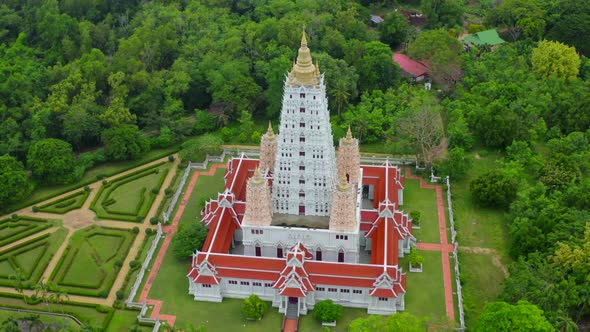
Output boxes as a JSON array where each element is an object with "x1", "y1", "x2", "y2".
[
  {"x1": 49, "y1": 225, "x2": 137, "y2": 298},
  {"x1": 38, "y1": 190, "x2": 90, "y2": 214},
  {"x1": 90, "y1": 162, "x2": 169, "y2": 222},
  {"x1": 0, "y1": 216, "x2": 52, "y2": 247},
  {"x1": 0, "y1": 229, "x2": 66, "y2": 288}
]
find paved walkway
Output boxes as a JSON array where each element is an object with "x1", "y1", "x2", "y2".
[
  {"x1": 139, "y1": 164, "x2": 227, "y2": 327},
  {"x1": 405, "y1": 169, "x2": 455, "y2": 322},
  {"x1": 0, "y1": 155, "x2": 180, "y2": 307},
  {"x1": 283, "y1": 318, "x2": 298, "y2": 332}
]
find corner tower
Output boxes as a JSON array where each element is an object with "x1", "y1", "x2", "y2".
[{"x1": 272, "y1": 31, "x2": 336, "y2": 216}]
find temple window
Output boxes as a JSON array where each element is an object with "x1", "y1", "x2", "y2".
[
  {"x1": 300, "y1": 93, "x2": 306, "y2": 98},
  {"x1": 300, "y1": 107, "x2": 305, "y2": 113},
  {"x1": 300, "y1": 122, "x2": 305, "y2": 128},
  {"x1": 379, "y1": 297, "x2": 388, "y2": 301},
  {"x1": 202, "y1": 284, "x2": 211, "y2": 288}
]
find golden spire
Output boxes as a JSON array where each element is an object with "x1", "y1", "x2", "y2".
[
  {"x1": 345, "y1": 126, "x2": 354, "y2": 144},
  {"x1": 266, "y1": 121, "x2": 275, "y2": 138},
  {"x1": 251, "y1": 167, "x2": 264, "y2": 185},
  {"x1": 338, "y1": 174, "x2": 350, "y2": 191},
  {"x1": 289, "y1": 29, "x2": 318, "y2": 86}
]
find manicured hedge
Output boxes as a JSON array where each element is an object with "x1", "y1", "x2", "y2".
[
  {"x1": 49, "y1": 226, "x2": 137, "y2": 297},
  {"x1": 90, "y1": 163, "x2": 169, "y2": 222},
  {"x1": 38, "y1": 190, "x2": 90, "y2": 214},
  {"x1": 0, "y1": 216, "x2": 52, "y2": 247}
]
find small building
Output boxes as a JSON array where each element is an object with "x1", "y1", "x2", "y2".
[
  {"x1": 393, "y1": 53, "x2": 429, "y2": 82},
  {"x1": 463, "y1": 29, "x2": 505, "y2": 48},
  {"x1": 371, "y1": 15, "x2": 384, "y2": 25}
]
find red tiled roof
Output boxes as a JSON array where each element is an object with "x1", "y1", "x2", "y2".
[
  {"x1": 280, "y1": 288, "x2": 307, "y2": 297},
  {"x1": 393, "y1": 53, "x2": 428, "y2": 78}
]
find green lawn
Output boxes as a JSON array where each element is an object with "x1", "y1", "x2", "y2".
[
  {"x1": 50, "y1": 226, "x2": 136, "y2": 297},
  {"x1": 451, "y1": 150, "x2": 508, "y2": 251},
  {"x1": 459, "y1": 252, "x2": 506, "y2": 327},
  {"x1": 176, "y1": 167, "x2": 226, "y2": 229},
  {"x1": 38, "y1": 190, "x2": 90, "y2": 214},
  {"x1": 402, "y1": 251, "x2": 447, "y2": 321},
  {"x1": 0, "y1": 228, "x2": 67, "y2": 287},
  {"x1": 402, "y1": 178, "x2": 440, "y2": 243},
  {"x1": 3, "y1": 146, "x2": 179, "y2": 214},
  {"x1": 121, "y1": 233, "x2": 156, "y2": 300},
  {"x1": 91, "y1": 163, "x2": 171, "y2": 221},
  {"x1": 0, "y1": 309, "x2": 81, "y2": 330},
  {"x1": 299, "y1": 307, "x2": 368, "y2": 332},
  {"x1": 107, "y1": 310, "x2": 151, "y2": 332}
]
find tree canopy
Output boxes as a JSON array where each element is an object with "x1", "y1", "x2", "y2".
[
  {"x1": 0, "y1": 154, "x2": 33, "y2": 207},
  {"x1": 27, "y1": 138, "x2": 76, "y2": 184},
  {"x1": 475, "y1": 301, "x2": 554, "y2": 332},
  {"x1": 532, "y1": 40, "x2": 581, "y2": 81}
]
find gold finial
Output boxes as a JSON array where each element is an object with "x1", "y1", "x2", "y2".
[
  {"x1": 251, "y1": 167, "x2": 264, "y2": 185},
  {"x1": 345, "y1": 126, "x2": 354, "y2": 144},
  {"x1": 301, "y1": 29, "x2": 307, "y2": 47},
  {"x1": 266, "y1": 121, "x2": 275, "y2": 137},
  {"x1": 338, "y1": 174, "x2": 350, "y2": 191}
]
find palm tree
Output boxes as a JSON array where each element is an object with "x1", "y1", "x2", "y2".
[
  {"x1": 34, "y1": 278, "x2": 51, "y2": 312},
  {"x1": 329, "y1": 79, "x2": 351, "y2": 119},
  {"x1": 9, "y1": 268, "x2": 26, "y2": 303},
  {"x1": 1, "y1": 316, "x2": 20, "y2": 332}
]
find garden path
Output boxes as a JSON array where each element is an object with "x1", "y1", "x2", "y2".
[{"x1": 405, "y1": 169, "x2": 455, "y2": 322}]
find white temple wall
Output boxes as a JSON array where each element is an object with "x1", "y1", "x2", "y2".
[{"x1": 242, "y1": 225, "x2": 360, "y2": 263}]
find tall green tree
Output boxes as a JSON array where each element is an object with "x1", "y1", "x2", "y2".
[
  {"x1": 421, "y1": 0, "x2": 465, "y2": 28},
  {"x1": 378, "y1": 13, "x2": 409, "y2": 48},
  {"x1": 101, "y1": 124, "x2": 150, "y2": 161},
  {"x1": 486, "y1": 0, "x2": 546, "y2": 41},
  {"x1": 356, "y1": 41, "x2": 401, "y2": 93},
  {"x1": 475, "y1": 301, "x2": 554, "y2": 332},
  {"x1": 27, "y1": 138, "x2": 76, "y2": 184},
  {"x1": 532, "y1": 40, "x2": 581, "y2": 81},
  {"x1": 349, "y1": 312, "x2": 426, "y2": 332},
  {"x1": 0, "y1": 154, "x2": 33, "y2": 207}
]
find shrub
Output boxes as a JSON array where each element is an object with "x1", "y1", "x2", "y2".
[
  {"x1": 313, "y1": 300, "x2": 343, "y2": 323},
  {"x1": 32, "y1": 206, "x2": 39, "y2": 212},
  {"x1": 145, "y1": 228, "x2": 153, "y2": 235},
  {"x1": 165, "y1": 188, "x2": 173, "y2": 196},
  {"x1": 152, "y1": 188, "x2": 159, "y2": 195},
  {"x1": 132, "y1": 227, "x2": 139, "y2": 234},
  {"x1": 114, "y1": 260, "x2": 123, "y2": 269},
  {"x1": 172, "y1": 222, "x2": 209, "y2": 261},
  {"x1": 11, "y1": 214, "x2": 18, "y2": 220},
  {"x1": 410, "y1": 211, "x2": 421, "y2": 225},
  {"x1": 408, "y1": 247, "x2": 425, "y2": 267},
  {"x1": 116, "y1": 290, "x2": 124, "y2": 300},
  {"x1": 129, "y1": 260, "x2": 139, "y2": 269},
  {"x1": 168, "y1": 155, "x2": 175, "y2": 162},
  {"x1": 102, "y1": 180, "x2": 108, "y2": 185},
  {"x1": 99, "y1": 289, "x2": 109, "y2": 298},
  {"x1": 84, "y1": 186, "x2": 91, "y2": 192},
  {"x1": 97, "y1": 174, "x2": 106, "y2": 180},
  {"x1": 470, "y1": 170, "x2": 518, "y2": 208},
  {"x1": 136, "y1": 216, "x2": 143, "y2": 222},
  {"x1": 242, "y1": 294, "x2": 267, "y2": 320},
  {"x1": 468, "y1": 24, "x2": 486, "y2": 33},
  {"x1": 150, "y1": 217, "x2": 159, "y2": 225}
]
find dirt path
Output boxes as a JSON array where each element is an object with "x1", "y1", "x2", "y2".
[
  {"x1": 0, "y1": 227, "x2": 58, "y2": 252},
  {"x1": 459, "y1": 246, "x2": 509, "y2": 277},
  {"x1": 405, "y1": 169, "x2": 455, "y2": 322},
  {"x1": 40, "y1": 229, "x2": 73, "y2": 281}
]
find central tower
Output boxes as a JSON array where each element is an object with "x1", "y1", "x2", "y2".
[{"x1": 272, "y1": 32, "x2": 336, "y2": 216}]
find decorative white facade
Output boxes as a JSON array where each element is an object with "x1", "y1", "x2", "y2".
[{"x1": 272, "y1": 33, "x2": 336, "y2": 216}]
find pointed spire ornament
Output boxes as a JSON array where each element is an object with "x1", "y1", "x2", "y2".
[
  {"x1": 288, "y1": 29, "x2": 318, "y2": 86},
  {"x1": 251, "y1": 167, "x2": 264, "y2": 185},
  {"x1": 266, "y1": 121, "x2": 275, "y2": 137}
]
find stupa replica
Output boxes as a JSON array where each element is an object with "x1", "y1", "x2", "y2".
[{"x1": 188, "y1": 33, "x2": 415, "y2": 317}]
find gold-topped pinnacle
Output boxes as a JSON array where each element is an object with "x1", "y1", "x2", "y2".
[
  {"x1": 250, "y1": 167, "x2": 264, "y2": 185},
  {"x1": 345, "y1": 126, "x2": 354, "y2": 145},
  {"x1": 266, "y1": 121, "x2": 275, "y2": 138},
  {"x1": 338, "y1": 174, "x2": 350, "y2": 192},
  {"x1": 288, "y1": 30, "x2": 318, "y2": 86}
]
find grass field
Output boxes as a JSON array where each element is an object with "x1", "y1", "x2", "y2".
[
  {"x1": 0, "y1": 228, "x2": 67, "y2": 287},
  {"x1": 92, "y1": 163, "x2": 171, "y2": 221},
  {"x1": 107, "y1": 310, "x2": 151, "y2": 332},
  {"x1": 176, "y1": 167, "x2": 226, "y2": 229},
  {"x1": 459, "y1": 252, "x2": 506, "y2": 327},
  {"x1": 121, "y1": 233, "x2": 156, "y2": 300},
  {"x1": 450, "y1": 149, "x2": 510, "y2": 326},
  {"x1": 402, "y1": 177, "x2": 440, "y2": 243},
  {"x1": 50, "y1": 226, "x2": 136, "y2": 297}
]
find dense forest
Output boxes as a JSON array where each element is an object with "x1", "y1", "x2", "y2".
[{"x1": 1, "y1": 0, "x2": 590, "y2": 330}]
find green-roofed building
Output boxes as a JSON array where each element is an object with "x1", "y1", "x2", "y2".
[{"x1": 463, "y1": 29, "x2": 505, "y2": 47}]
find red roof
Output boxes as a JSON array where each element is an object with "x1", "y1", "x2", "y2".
[{"x1": 393, "y1": 53, "x2": 428, "y2": 78}]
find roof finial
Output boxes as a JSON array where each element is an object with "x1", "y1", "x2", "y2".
[
  {"x1": 339, "y1": 174, "x2": 350, "y2": 191},
  {"x1": 301, "y1": 28, "x2": 307, "y2": 47},
  {"x1": 346, "y1": 126, "x2": 352, "y2": 139},
  {"x1": 251, "y1": 167, "x2": 264, "y2": 185},
  {"x1": 267, "y1": 121, "x2": 274, "y2": 136}
]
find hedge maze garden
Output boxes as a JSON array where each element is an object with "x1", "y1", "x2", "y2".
[
  {"x1": 90, "y1": 162, "x2": 170, "y2": 222},
  {"x1": 38, "y1": 190, "x2": 90, "y2": 214},
  {"x1": 49, "y1": 226, "x2": 136, "y2": 297},
  {"x1": 0, "y1": 217, "x2": 66, "y2": 287}
]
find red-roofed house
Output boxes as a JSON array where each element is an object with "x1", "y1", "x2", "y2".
[{"x1": 394, "y1": 53, "x2": 429, "y2": 82}]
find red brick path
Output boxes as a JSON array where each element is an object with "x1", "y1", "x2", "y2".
[
  {"x1": 139, "y1": 164, "x2": 227, "y2": 327},
  {"x1": 405, "y1": 169, "x2": 456, "y2": 322},
  {"x1": 283, "y1": 318, "x2": 298, "y2": 332}
]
